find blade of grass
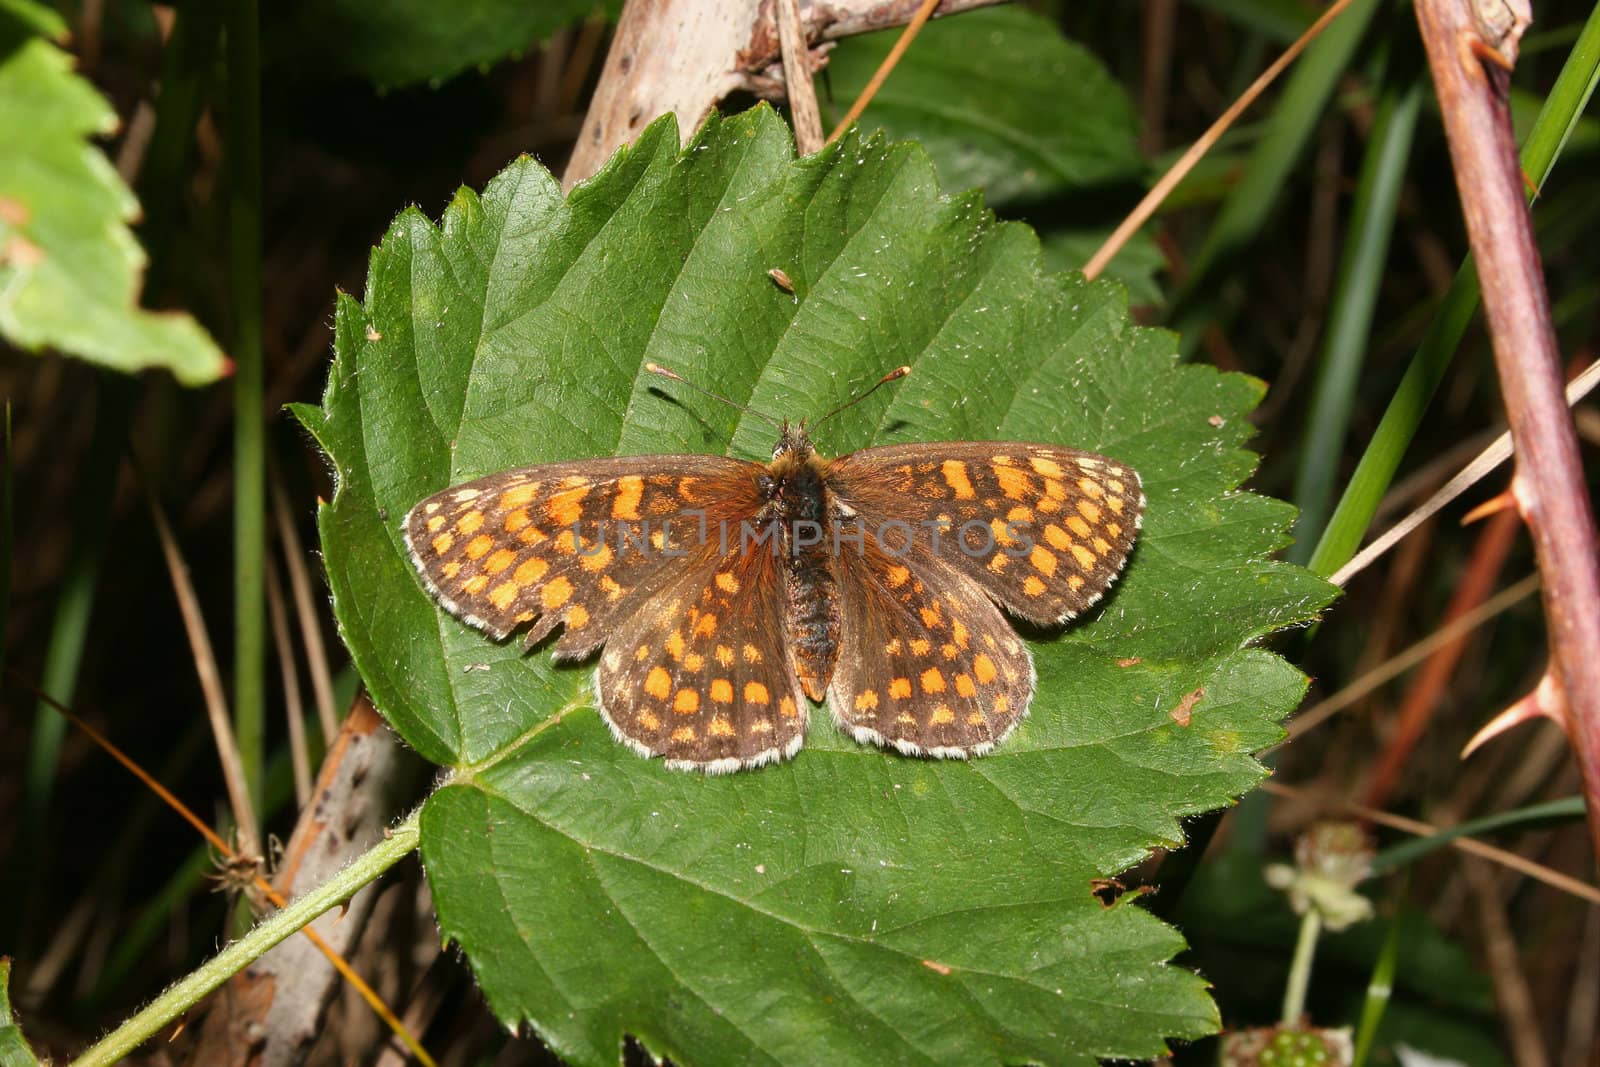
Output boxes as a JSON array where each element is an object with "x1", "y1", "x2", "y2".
[
  {"x1": 1350, "y1": 909, "x2": 1401, "y2": 1067},
  {"x1": 266, "y1": 554, "x2": 311, "y2": 806},
  {"x1": 144, "y1": 480, "x2": 261, "y2": 862},
  {"x1": 1165, "y1": 0, "x2": 1382, "y2": 357},
  {"x1": 1086, "y1": 0, "x2": 1366, "y2": 282},
  {"x1": 1370, "y1": 796, "x2": 1586, "y2": 873},
  {"x1": 270, "y1": 474, "x2": 338, "y2": 745},
  {"x1": 1306, "y1": 3, "x2": 1600, "y2": 579},
  {"x1": 228, "y1": 0, "x2": 265, "y2": 814},
  {"x1": 825, "y1": 0, "x2": 940, "y2": 145},
  {"x1": 1290, "y1": 42, "x2": 1425, "y2": 561},
  {"x1": 1260, "y1": 780, "x2": 1600, "y2": 904},
  {"x1": 10, "y1": 377, "x2": 130, "y2": 953}
]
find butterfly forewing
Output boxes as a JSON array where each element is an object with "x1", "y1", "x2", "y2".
[
  {"x1": 403, "y1": 454, "x2": 765, "y2": 656},
  {"x1": 828, "y1": 442, "x2": 1144, "y2": 625},
  {"x1": 829, "y1": 544, "x2": 1033, "y2": 757},
  {"x1": 596, "y1": 544, "x2": 806, "y2": 772}
]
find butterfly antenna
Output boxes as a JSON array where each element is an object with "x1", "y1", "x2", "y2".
[
  {"x1": 644, "y1": 363, "x2": 782, "y2": 430},
  {"x1": 813, "y1": 365, "x2": 912, "y2": 426}
]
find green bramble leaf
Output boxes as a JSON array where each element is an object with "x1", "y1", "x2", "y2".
[
  {"x1": 299, "y1": 105, "x2": 1335, "y2": 1064},
  {"x1": 0, "y1": 0, "x2": 226, "y2": 386}
]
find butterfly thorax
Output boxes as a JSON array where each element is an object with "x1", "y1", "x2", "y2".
[{"x1": 763, "y1": 423, "x2": 842, "y2": 701}]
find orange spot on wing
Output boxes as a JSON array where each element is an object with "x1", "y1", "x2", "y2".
[
  {"x1": 910, "y1": 639, "x2": 931, "y2": 656},
  {"x1": 514, "y1": 557, "x2": 548, "y2": 584},
  {"x1": 612, "y1": 476, "x2": 644, "y2": 521},
  {"x1": 463, "y1": 575, "x2": 488, "y2": 595},
  {"x1": 671, "y1": 726, "x2": 696, "y2": 743},
  {"x1": 1070, "y1": 544, "x2": 1096, "y2": 569},
  {"x1": 541, "y1": 576, "x2": 574, "y2": 609},
  {"x1": 645, "y1": 667, "x2": 671, "y2": 700},
  {"x1": 779, "y1": 695, "x2": 799, "y2": 718},
  {"x1": 931, "y1": 706, "x2": 955, "y2": 724},
  {"x1": 694, "y1": 614, "x2": 718, "y2": 637},
  {"x1": 567, "y1": 604, "x2": 590, "y2": 628},
  {"x1": 484, "y1": 549, "x2": 517, "y2": 574},
  {"x1": 941, "y1": 460, "x2": 976, "y2": 499},
  {"x1": 431, "y1": 533, "x2": 454, "y2": 555},
  {"x1": 709, "y1": 716, "x2": 736, "y2": 737},
  {"x1": 489, "y1": 581, "x2": 519, "y2": 610},
  {"x1": 715, "y1": 645, "x2": 735, "y2": 667},
  {"x1": 638, "y1": 710, "x2": 661, "y2": 730},
  {"x1": 715, "y1": 571, "x2": 740, "y2": 594},
  {"x1": 547, "y1": 486, "x2": 587, "y2": 527},
  {"x1": 500, "y1": 484, "x2": 537, "y2": 509},
  {"x1": 920, "y1": 668, "x2": 946, "y2": 694},
  {"x1": 742, "y1": 643, "x2": 762, "y2": 664},
  {"x1": 580, "y1": 542, "x2": 614, "y2": 572},
  {"x1": 1030, "y1": 546, "x2": 1057, "y2": 576},
  {"x1": 854, "y1": 690, "x2": 879, "y2": 711},
  {"x1": 744, "y1": 682, "x2": 770, "y2": 705},
  {"x1": 710, "y1": 679, "x2": 734, "y2": 703},
  {"x1": 994, "y1": 464, "x2": 1029, "y2": 500},
  {"x1": 1077, "y1": 499, "x2": 1103, "y2": 523},
  {"x1": 674, "y1": 689, "x2": 700, "y2": 714},
  {"x1": 456, "y1": 511, "x2": 484, "y2": 536},
  {"x1": 465, "y1": 535, "x2": 494, "y2": 560},
  {"x1": 954, "y1": 674, "x2": 976, "y2": 697},
  {"x1": 1030, "y1": 456, "x2": 1064, "y2": 478},
  {"x1": 889, "y1": 677, "x2": 913, "y2": 699},
  {"x1": 973, "y1": 654, "x2": 997, "y2": 684},
  {"x1": 1045, "y1": 524, "x2": 1072, "y2": 551},
  {"x1": 1022, "y1": 575, "x2": 1046, "y2": 596},
  {"x1": 886, "y1": 565, "x2": 911, "y2": 588}
]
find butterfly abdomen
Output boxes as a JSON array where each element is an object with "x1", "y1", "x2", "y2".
[{"x1": 768, "y1": 443, "x2": 841, "y2": 701}]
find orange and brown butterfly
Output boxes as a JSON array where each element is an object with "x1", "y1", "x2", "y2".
[{"x1": 402, "y1": 364, "x2": 1144, "y2": 773}]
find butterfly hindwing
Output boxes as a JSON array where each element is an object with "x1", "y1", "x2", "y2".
[
  {"x1": 828, "y1": 442, "x2": 1144, "y2": 625},
  {"x1": 829, "y1": 542, "x2": 1033, "y2": 757},
  {"x1": 595, "y1": 544, "x2": 807, "y2": 772},
  {"x1": 403, "y1": 454, "x2": 765, "y2": 656}
]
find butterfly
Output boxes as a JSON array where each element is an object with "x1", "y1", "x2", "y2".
[{"x1": 403, "y1": 364, "x2": 1144, "y2": 773}]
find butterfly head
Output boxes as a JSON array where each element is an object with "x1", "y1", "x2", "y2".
[{"x1": 772, "y1": 420, "x2": 815, "y2": 462}]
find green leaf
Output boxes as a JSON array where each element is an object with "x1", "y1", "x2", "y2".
[
  {"x1": 0, "y1": 959, "x2": 41, "y2": 1067},
  {"x1": 823, "y1": 8, "x2": 1162, "y2": 305},
  {"x1": 302, "y1": 106, "x2": 1334, "y2": 1063},
  {"x1": 0, "y1": 1, "x2": 226, "y2": 386},
  {"x1": 823, "y1": 7, "x2": 1143, "y2": 207},
  {"x1": 270, "y1": 0, "x2": 609, "y2": 89}
]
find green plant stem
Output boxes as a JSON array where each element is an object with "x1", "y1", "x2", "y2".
[
  {"x1": 1290, "y1": 47, "x2": 1424, "y2": 561},
  {"x1": 1306, "y1": 2, "x2": 1600, "y2": 578},
  {"x1": 228, "y1": 0, "x2": 265, "y2": 814},
  {"x1": 72, "y1": 808, "x2": 422, "y2": 1067},
  {"x1": 1280, "y1": 907, "x2": 1321, "y2": 1026}
]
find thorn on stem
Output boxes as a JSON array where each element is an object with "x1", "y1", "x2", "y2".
[
  {"x1": 1461, "y1": 669, "x2": 1569, "y2": 758},
  {"x1": 1461, "y1": 489, "x2": 1517, "y2": 526}
]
